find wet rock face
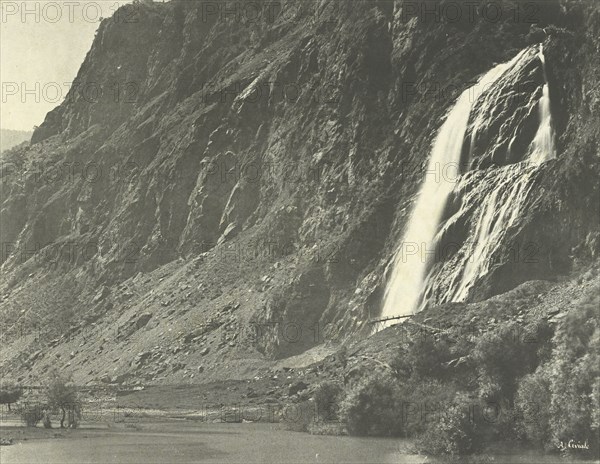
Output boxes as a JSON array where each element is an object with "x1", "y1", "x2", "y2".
[
  {"x1": 464, "y1": 46, "x2": 546, "y2": 169},
  {"x1": 418, "y1": 45, "x2": 554, "y2": 306},
  {"x1": 0, "y1": 0, "x2": 599, "y2": 380}
]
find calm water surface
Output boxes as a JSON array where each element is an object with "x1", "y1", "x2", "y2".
[
  {"x1": 0, "y1": 421, "x2": 581, "y2": 464},
  {"x1": 0, "y1": 422, "x2": 422, "y2": 464}
]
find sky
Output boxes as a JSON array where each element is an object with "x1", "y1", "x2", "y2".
[{"x1": 0, "y1": 0, "x2": 135, "y2": 131}]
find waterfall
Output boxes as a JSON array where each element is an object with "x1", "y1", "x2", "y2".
[
  {"x1": 447, "y1": 163, "x2": 539, "y2": 302},
  {"x1": 380, "y1": 50, "x2": 529, "y2": 323},
  {"x1": 447, "y1": 45, "x2": 556, "y2": 301},
  {"x1": 380, "y1": 45, "x2": 556, "y2": 325},
  {"x1": 529, "y1": 44, "x2": 557, "y2": 163}
]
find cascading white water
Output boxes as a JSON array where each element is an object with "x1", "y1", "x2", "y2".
[
  {"x1": 380, "y1": 45, "x2": 556, "y2": 325},
  {"x1": 448, "y1": 163, "x2": 539, "y2": 301},
  {"x1": 380, "y1": 50, "x2": 529, "y2": 323},
  {"x1": 447, "y1": 44, "x2": 556, "y2": 301},
  {"x1": 448, "y1": 45, "x2": 556, "y2": 302},
  {"x1": 529, "y1": 44, "x2": 556, "y2": 163}
]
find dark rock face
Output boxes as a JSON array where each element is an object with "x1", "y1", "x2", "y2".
[
  {"x1": 288, "y1": 380, "x2": 309, "y2": 396},
  {"x1": 0, "y1": 0, "x2": 599, "y2": 382}
]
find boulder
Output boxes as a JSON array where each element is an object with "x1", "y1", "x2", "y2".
[{"x1": 288, "y1": 381, "x2": 309, "y2": 396}]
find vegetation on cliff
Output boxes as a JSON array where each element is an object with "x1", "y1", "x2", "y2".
[{"x1": 0, "y1": 1, "x2": 598, "y2": 458}]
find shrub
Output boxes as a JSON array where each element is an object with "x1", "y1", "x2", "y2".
[
  {"x1": 547, "y1": 291, "x2": 599, "y2": 455},
  {"x1": 19, "y1": 403, "x2": 45, "y2": 427},
  {"x1": 406, "y1": 334, "x2": 454, "y2": 379},
  {"x1": 416, "y1": 392, "x2": 479, "y2": 456},
  {"x1": 340, "y1": 372, "x2": 403, "y2": 436},
  {"x1": 282, "y1": 384, "x2": 346, "y2": 435},
  {"x1": 306, "y1": 381, "x2": 346, "y2": 435},
  {"x1": 508, "y1": 288, "x2": 600, "y2": 456},
  {"x1": 42, "y1": 413, "x2": 52, "y2": 429},
  {"x1": 313, "y1": 381, "x2": 344, "y2": 422},
  {"x1": 337, "y1": 369, "x2": 459, "y2": 439},
  {"x1": 471, "y1": 320, "x2": 551, "y2": 402},
  {"x1": 592, "y1": 377, "x2": 600, "y2": 432},
  {"x1": 399, "y1": 378, "x2": 458, "y2": 437},
  {"x1": 281, "y1": 401, "x2": 314, "y2": 433},
  {"x1": 514, "y1": 368, "x2": 552, "y2": 445},
  {"x1": 336, "y1": 346, "x2": 349, "y2": 369}
]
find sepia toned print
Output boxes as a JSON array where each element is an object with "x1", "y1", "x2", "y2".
[{"x1": 1, "y1": 1, "x2": 598, "y2": 463}]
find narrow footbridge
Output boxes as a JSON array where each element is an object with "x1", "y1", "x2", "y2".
[{"x1": 368, "y1": 314, "x2": 412, "y2": 325}]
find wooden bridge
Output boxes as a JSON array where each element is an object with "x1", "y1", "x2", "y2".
[{"x1": 368, "y1": 314, "x2": 412, "y2": 325}]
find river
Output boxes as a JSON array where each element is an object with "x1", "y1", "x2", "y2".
[
  {"x1": 0, "y1": 421, "x2": 423, "y2": 464},
  {"x1": 0, "y1": 420, "x2": 579, "y2": 464}
]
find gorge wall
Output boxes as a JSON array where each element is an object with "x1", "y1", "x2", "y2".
[{"x1": 0, "y1": 0, "x2": 599, "y2": 385}]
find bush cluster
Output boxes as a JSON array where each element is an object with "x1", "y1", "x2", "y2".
[
  {"x1": 329, "y1": 288, "x2": 599, "y2": 458},
  {"x1": 19, "y1": 404, "x2": 45, "y2": 427},
  {"x1": 516, "y1": 293, "x2": 599, "y2": 456}
]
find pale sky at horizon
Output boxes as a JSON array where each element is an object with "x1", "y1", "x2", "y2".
[{"x1": 1, "y1": 0, "x2": 135, "y2": 131}]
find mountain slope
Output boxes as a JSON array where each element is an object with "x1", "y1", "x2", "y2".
[{"x1": 0, "y1": 0, "x2": 598, "y2": 386}]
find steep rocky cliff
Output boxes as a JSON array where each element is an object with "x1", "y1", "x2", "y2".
[{"x1": 0, "y1": 0, "x2": 598, "y2": 385}]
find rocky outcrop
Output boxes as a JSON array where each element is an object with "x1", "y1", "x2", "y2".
[
  {"x1": 464, "y1": 46, "x2": 545, "y2": 169},
  {"x1": 0, "y1": 0, "x2": 598, "y2": 384}
]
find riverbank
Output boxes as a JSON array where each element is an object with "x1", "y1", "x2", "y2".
[
  {"x1": 3, "y1": 266, "x2": 598, "y2": 462},
  {"x1": 0, "y1": 420, "x2": 425, "y2": 464},
  {"x1": 1, "y1": 419, "x2": 586, "y2": 464}
]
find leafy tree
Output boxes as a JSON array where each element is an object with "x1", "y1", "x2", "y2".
[
  {"x1": 515, "y1": 367, "x2": 552, "y2": 445},
  {"x1": 313, "y1": 381, "x2": 344, "y2": 422},
  {"x1": 340, "y1": 372, "x2": 403, "y2": 436},
  {"x1": 44, "y1": 371, "x2": 81, "y2": 428},
  {"x1": 416, "y1": 392, "x2": 479, "y2": 456},
  {"x1": 0, "y1": 384, "x2": 22, "y2": 411},
  {"x1": 547, "y1": 292, "x2": 599, "y2": 454},
  {"x1": 471, "y1": 320, "x2": 552, "y2": 403},
  {"x1": 406, "y1": 333, "x2": 454, "y2": 379},
  {"x1": 512, "y1": 288, "x2": 599, "y2": 455}
]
